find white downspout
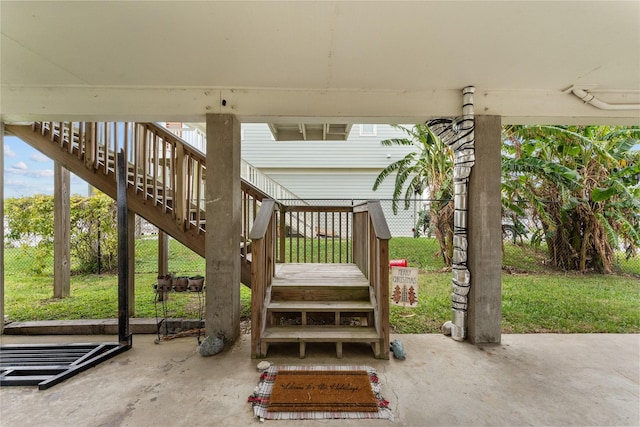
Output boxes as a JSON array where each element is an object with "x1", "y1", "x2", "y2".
[{"x1": 569, "y1": 87, "x2": 640, "y2": 110}]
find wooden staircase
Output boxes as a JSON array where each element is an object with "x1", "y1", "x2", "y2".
[
  {"x1": 5, "y1": 121, "x2": 261, "y2": 285},
  {"x1": 6, "y1": 122, "x2": 392, "y2": 359},
  {"x1": 249, "y1": 200, "x2": 391, "y2": 359},
  {"x1": 261, "y1": 263, "x2": 380, "y2": 358}
]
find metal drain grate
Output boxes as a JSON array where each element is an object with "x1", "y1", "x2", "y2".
[{"x1": 1, "y1": 340, "x2": 131, "y2": 390}]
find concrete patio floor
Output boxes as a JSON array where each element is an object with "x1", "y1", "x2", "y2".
[{"x1": 1, "y1": 333, "x2": 638, "y2": 427}]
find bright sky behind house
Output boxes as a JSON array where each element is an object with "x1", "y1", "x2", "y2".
[{"x1": 4, "y1": 136, "x2": 89, "y2": 199}]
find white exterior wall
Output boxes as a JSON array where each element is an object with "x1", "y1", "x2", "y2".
[{"x1": 241, "y1": 123, "x2": 422, "y2": 236}]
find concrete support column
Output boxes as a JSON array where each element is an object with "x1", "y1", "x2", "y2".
[
  {"x1": 1, "y1": 122, "x2": 4, "y2": 333},
  {"x1": 205, "y1": 114, "x2": 241, "y2": 342},
  {"x1": 467, "y1": 115, "x2": 502, "y2": 344},
  {"x1": 54, "y1": 162, "x2": 71, "y2": 298}
]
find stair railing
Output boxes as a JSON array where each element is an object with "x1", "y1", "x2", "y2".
[
  {"x1": 248, "y1": 199, "x2": 279, "y2": 358},
  {"x1": 353, "y1": 201, "x2": 391, "y2": 358},
  {"x1": 277, "y1": 204, "x2": 353, "y2": 263}
]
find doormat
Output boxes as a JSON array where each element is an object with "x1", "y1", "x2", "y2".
[
  {"x1": 249, "y1": 365, "x2": 393, "y2": 421},
  {"x1": 269, "y1": 370, "x2": 378, "y2": 412}
]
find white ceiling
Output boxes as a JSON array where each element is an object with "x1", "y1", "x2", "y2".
[{"x1": 1, "y1": 1, "x2": 639, "y2": 125}]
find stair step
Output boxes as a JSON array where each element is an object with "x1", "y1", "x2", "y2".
[
  {"x1": 260, "y1": 326, "x2": 380, "y2": 358},
  {"x1": 267, "y1": 301, "x2": 373, "y2": 313},
  {"x1": 270, "y1": 285, "x2": 370, "y2": 302},
  {"x1": 262, "y1": 326, "x2": 379, "y2": 341}
]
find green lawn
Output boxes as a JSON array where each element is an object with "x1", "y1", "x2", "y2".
[{"x1": 3, "y1": 238, "x2": 639, "y2": 333}]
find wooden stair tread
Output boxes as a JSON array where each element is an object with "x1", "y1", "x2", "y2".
[
  {"x1": 267, "y1": 301, "x2": 373, "y2": 312},
  {"x1": 271, "y1": 281, "x2": 370, "y2": 287},
  {"x1": 261, "y1": 326, "x2": 379, "y2": 341}
]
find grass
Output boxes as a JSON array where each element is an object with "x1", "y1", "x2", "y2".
[{"x1": 4, "y1": 238, "x2": 639, "y2": 333}]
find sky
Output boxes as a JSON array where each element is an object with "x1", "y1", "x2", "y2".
[{"x1": 3, "y1": 135, "x2": 89, "y2": 199}]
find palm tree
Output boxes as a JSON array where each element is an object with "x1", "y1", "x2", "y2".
[
  {"x1": 502, "y1": 125, "x2": 640, "y2": 273},
  {"x1": 373, "y1": 124, "x2": 455, "y2": 265}
]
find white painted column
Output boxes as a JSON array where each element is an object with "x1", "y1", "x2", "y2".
[{"x1": 205, "y1": 114, "x2": 241, "y2": 342}]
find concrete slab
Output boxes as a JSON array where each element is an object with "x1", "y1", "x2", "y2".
[{"x1": 1, "y1": 333, "x2": 638, "y2": 426}]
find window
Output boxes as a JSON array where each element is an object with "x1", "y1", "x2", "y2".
[{"x1": 359, "y1": 124, "x2": 377, "y2": 136}]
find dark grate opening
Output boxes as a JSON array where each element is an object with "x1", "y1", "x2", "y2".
[{"x1": 1, "y1": 340, "x2": 131, "y2": 390}]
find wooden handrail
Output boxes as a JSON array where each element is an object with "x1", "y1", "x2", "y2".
[
  {"x1": 354, "y1": 201, "x2": 391, "y2": 239},
  {"x1": 249, "y1": 199, "x2": 279, "y2": 358},
  {"x1": 352, "y1": 200, "x2": 390, "y2": 358},
  {"x1": 249, "y1": 199, "x2": 277, "y2": 240}
]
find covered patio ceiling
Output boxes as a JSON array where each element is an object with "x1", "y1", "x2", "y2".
[{"x1": 1, "y1": 1, "x2": 639, "y2": 132}]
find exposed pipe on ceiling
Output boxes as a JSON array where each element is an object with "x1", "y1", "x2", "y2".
[{"x1": 569, "y1": 87, "x2": 640, "y2": 110}]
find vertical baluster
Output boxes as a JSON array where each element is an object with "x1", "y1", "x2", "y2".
[
  {"x1": 142, "y1": 126, "x2": 148, "y2": 198},
  {"x1": 103, "y1": 122, "x2": 109, "y2": 176},
  {"x1": 195, "y1": 161, "x2": 200, "y2": 231},
  {"x1": 85, "y1": 123, "x2": 95, "y2": 170},
  {"x1": 324, "y1": 213, "x2": 328, "y2": 263},
  {"x1": 152, "y1": 131, "x2": 158, "y2": 205},
  {"x1": 161, "y1": 134, "x2": 167, "y2": 213},
  {"x1": 310, "y1": 213, "x2": 315, "y2": 262},
  {"x1": 339, "y1": 212, "x2": 343, "y2": 263},
  {"x1": 303, "y1": 211, "x2": 307, "y2": 263},
  {"x1": 50, "y1": 121, "x2": 56, "y2": 143},
  {"x1": 331, "y1": 211, "x2": 336, "y2": 263},
  {"x1": 77, "y1": 122, "x2": 84, "y2": 160},
  {"x1": 317, "y1": 212, "x2": 321, "y2": 263},
  {"x1": 123, "y1": 123, "x2": 129, "y2": 179},
  {"x1": 186, "y1": 153, "x2": 193, "y2": 224},
  {"x1": 196, "y1": 162, "x2": 202, "y2": 232},
  {"x1": 66, "y1": 122, "x2": 73, "y2": 153},
  {"x1": 113, "y1": 122, "x2": 118, "y2": 175},
  {"x1": 94, "y1": 122, "x2": 101, "y2": 170},
  {"x1": 134, "y1": 124, "x2": 140, "y2": 194},
  {"x1": 295, "y1": 209, "x2": 300, "y2": 262},
  {"x1": 92, "y1": 123, "x2": 99, "y2": 170},
  {"x1": 174, "y1": 142, "x2": 186, "y2": 228},
  {"x1": 288, "y1": 210, "x2": 292, "y2": 263},
  {"x1": 346, "y1": 211, "x2": 350, "y2": 263}
]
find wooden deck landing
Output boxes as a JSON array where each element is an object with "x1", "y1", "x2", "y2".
[{"x1": 273, "y1": 263, "x2": 370, "y2": 285}]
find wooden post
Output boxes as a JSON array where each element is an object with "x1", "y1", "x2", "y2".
[
  {"x1": 158, "y1": 231, "x2": 169, "y2": 302},
  {"x1": 174, "y1": 143, "x2": 187, "y2": 229},
  {"x1": 116, "y1": 150, "x2": 130, "y2": 344},
  {"x1": 84, "y1": 122, "x2": 95, "y2": 169},
  {"x1": 127, "y1": 210, "x2": 136, "y2": 316},
  {"x1": 54, "y1": 162, "x2": 70, "y2": 298}
]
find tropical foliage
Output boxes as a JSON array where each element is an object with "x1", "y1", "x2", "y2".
[
  {"x1": 374, "y1": 124, "x2": 639, "y2": 273},
  {"x1": 5, "y1": 192, "x2": 118, "y2": 274},
  {"x1": 372, "y1": 124, "x2": 455, "y2": 265},
  {"x1": 502, "y1": 125, "x2": 640, "y2": 273}
]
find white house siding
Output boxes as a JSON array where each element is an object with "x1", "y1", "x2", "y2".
[{"x1": 241, "y1": 123, "x2": 422, "y2": 236}]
